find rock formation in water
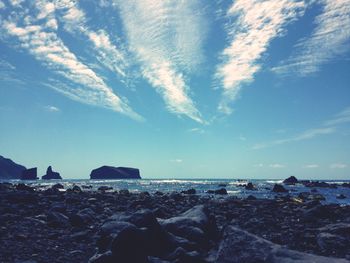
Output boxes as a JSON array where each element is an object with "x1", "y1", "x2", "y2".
[
  {"x1": 90, "y1": 166, "x2": 141, "y2": 179},
  {"x1": 42, "y1": 166, "x2": 62, "y2": 180},
  {"x1": 21, "y1": 168, "x2": 38, "y2": 180},
  {"x1": 0, "y1": 155, "x2": 26, "y2": 179}
]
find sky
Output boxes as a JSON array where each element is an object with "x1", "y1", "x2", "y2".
[{"x1": 0, "y1": 0, "x2": 350, "y2": 180}]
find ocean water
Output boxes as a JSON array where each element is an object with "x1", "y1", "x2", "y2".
[{"x1": 3, "y1": 178, "x2": 350, "y2": 205}]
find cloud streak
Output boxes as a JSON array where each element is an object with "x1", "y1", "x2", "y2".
[
  {"x1": 252, "y1": 106, "x2": 350, "y2": 149},
  {"x1": 273, "y1": 0, "x2": 350, "y2": 75},
  {"x1": 216, "y1": 0, "x2": 305, "y2": 114},
  {"x1": 1, "y1": 1, "x2": 141, "y2": 120},
  {"x1": 116, "y1": 0, "x2": 206, "y2": 122}
]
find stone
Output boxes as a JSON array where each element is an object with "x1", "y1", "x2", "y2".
[
  {"x1": 16, "y1": 183, "x2": 34, "y2": 192},
  {"x1": 207, "y1": 188, "x2": 228, "y2": 195},
  {"x1": 70, "y1": 208, "x2": 95, "y2": 227},
  {"x1": 110, "y1": 225, "x2": 149, "y2": 263},
  {"x1": 337, "y1": 194, "x2": 347, "y2": 199},
  {"x1": 283, "y1": 176, "x2": 298, "y2": 185},
  {"x1": 47, "y1": 211, "x2": 69, "y2": 227},
  {"x1": 159, "y1": 205, "x2": 219, "y2": 250},
  {"x1": 0, "y1": 155, "x2": 26, "y2": 179},
  {"x1": 272, "y1": 184, "x2": 288, "y2": 193},
  {"x1": 181, "y1": 188, "x2": 196, "y2": 195},
  {"x1": 20, "y1": 168, "x2": 38, "y2": 180},
  {"x1": 42, "y1": 166, "x2": 62, "y2": 180},
  {"x1": 98, "y1": 186, "x2": 113, "y2": 191},
  {"x1": 245, "y1": 182, "x2": 256, "y2": 190},
  {"x1": 52, "y1": 183, "x2": 64, "y2": 190},
  {"x1": 215, "y1": 225, "x2": 349, "y2": 263},
  {"x1": 90, "y1": 166, "x2": 141, "y2": 179}
]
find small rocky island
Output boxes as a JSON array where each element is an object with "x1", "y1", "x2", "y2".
[
  {"x1": 42, "y1": 166, "x2": 62, "y2": 180},
  {"x1": 90, "y1": 166, "x2": 141, "y2": 179}
]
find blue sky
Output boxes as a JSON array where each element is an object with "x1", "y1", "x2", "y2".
[{"x1": 1, "y1": 0, "x2": 349, "y2": 179}]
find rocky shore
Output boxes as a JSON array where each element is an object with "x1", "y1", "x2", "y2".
[{"x1": 0, "y1": 182, "x2": 349, "y2": 262}]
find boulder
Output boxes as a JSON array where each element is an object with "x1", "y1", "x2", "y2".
[
  {"x1": 42, "y1": 166, "x2": 62, "y2": 180},
  {"x1": 283, "y1": 176, "x2": 298, "y2": 185},
  {"x1": 215, "y1": 225, "x2": 349, "y2": 263},
  {"x1": 0, "y1": 155, "x2": 26, "y2": 179},
  {"x1": 159, "y1": 205, "x2": 219, "y2": 250},
  {"x1": 181, "y1": 188, "x2": 196, "y2": 195},
  {"x1": 245, "y1": 182, "x2": 256, "y2": 190},
  {"x1": 207, "y1": 188, "x2": 228, "y2": 195},
  {"x1": 20, "y1": 167, "x2": 38, "y2": 180},
  {"x1": 90, "y1": 166, "x2": 141, "y2": 179},
  {"x1": 272, "y1": 184, "x2": 288, "y2": 193}
]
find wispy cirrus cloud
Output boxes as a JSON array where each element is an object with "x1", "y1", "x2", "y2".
[
  {"x1": 273, "y1": 0, "x2": 350, "y2": 76},
  {"x1": 1, "y1": 1, "x2": 141, "y2": 120},
  {"x1": 216, "y1": 0, "x2": 305, "y2": 114},
  {"x1": 116, "y1": 0, "x2": 206, "y2": 122},
  {"x1": 304, "y1": 164, "x2": 319, "y2": 168},
  {"x1": 44, "y1": 105, "x2": 60, "y2": 112},
  {"x1": 330, "y1": 163, "x2": 347, "y2": 169},
  {"x1": 54, "y1": 0, "x2": 128, "y2": 80},
  {"x1": 252, "y1": 106, "x2": 350, "y2": 149}
]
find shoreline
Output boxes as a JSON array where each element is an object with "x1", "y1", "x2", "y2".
[{"x1": 1, "y1": 182, "x2": 350, "y2": 262}]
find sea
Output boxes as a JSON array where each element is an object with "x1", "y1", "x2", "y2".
[{"x1": 2, "y1": 178, "x2": 350, "y2": 205}]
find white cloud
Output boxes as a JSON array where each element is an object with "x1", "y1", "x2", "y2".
[
  {"x1": 188, "y1": 127, "x2": 205, "y2": 134},
  {"x1": 330, "y1": 163, "x2": 347, "y2": 169},
  {"x1": 116, "y1": 0, "x2": 206, "y2": 122},
  {"x1": 170, "y1": 159, "x2": 183, "y2": 163},
  {"x1": 273, "y1": 0, "x2": 350, "y2": 75},
  {"x1": 304, "y1": 164, "x2": 319, "y2": 168},
  {"x1": 0, "y1": 1, "x2": 5, "y2": 9},
  {"x1": 252, "y1": 127, "x2": 335, "y2": 149},
  {"x1": 55, "y1": 0, "x2": 128, "y2": 80},
  {"x1": 216, "y1": 0, "x2": 305, "y2": 114},
  {"x1": 254, "y1": 163, "x2": 264, "y2": 168},
  {"x1": 45, "y1": 105, "x2": 60, "y2": 112},
  {"x1": 324, "y1": 107, "x2": 350, "y2": 126},
  {"x1": 1, "y1": 2, "x2": 141, "y2": 120},
  {"x1": 239, "y1": 135, "x2": 247, "y2": 141},
  {"x1": 269, "y1": 163, "x2": 286, "y2": 168}
]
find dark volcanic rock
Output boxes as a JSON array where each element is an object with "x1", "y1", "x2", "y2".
[
  {"x1": 245, "y1": 182, "x2": 256, "y2": 190},
  {"x1": 181, "y1": 188, "x2": 196, "y2": 195},
  {"x1": 0, "y1": 155, "x2": 26, "y2": 179},
  {"x1": 90, "y1": 166, "x2": 141, "y2": 180},
  {"x1": 283, "y1": 176, "x2": 298, "y2": 185},
  {"x1": 20, "y1": 167, "x2": 38, "y2": 180},
  {"x1": 272, "y1": 184, "x2": 288, "y2": 193},
  {"x1": 215, "y1": 225, "x2": 349, "y2": 263},
  {"x1": 207, "y1": 188, "x2": 228, "y2": 195},
  {"x1": 42, "y1": 166, "x2": 62, "y2": 180}
]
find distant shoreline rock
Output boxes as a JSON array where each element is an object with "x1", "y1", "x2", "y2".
[
  {"x1": 21, "y1": 167, "x2": 38, "y2": 180},
  {"x1": 90, "y1": 166, "x2": 141, "y2": 180},
  {"x1": 42, "y1": 166, "x2": 62, "y2": 180},
  {"x1": 0, "y1": 155, "x2": 26, "y2": 179}
]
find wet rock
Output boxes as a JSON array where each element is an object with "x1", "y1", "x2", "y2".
[
  {"x1": 272, "y1": 184, "x2": 288, "y2": 193},
  {"x1": 88, "y1": 251, "x2": 113, "y2": 263},
  {"x1": 246, "y1": 195, "x2": 257, "y2": 200},
  {"x1": 72, "y1": 185, "x2": 82, "y2": 193},
  {"x1": 110, "y1": 225, "x2": 148, "y2": 263},
  {"x1": 303, "y1": 181, "x2": 337, "y2": 188},
  {"x1": 283, "y1": 176, "x2": 298, "y2": 185},
  {"x1": 70, "y1": 208, "x2": 95, "y2": 227},
  {"x1": 98, "y1": 186, "x2": 113, "y2": 192},
  {"x1": 52, "y1": 183, "x2": 64, "y2": 190},
  {"x1": 16, "y1": 183, "x2": 34, "y2": 192},
  {"x1": 47, "y1": 211, "x2": 69, "y2": 227},
  {"x1": 215, "y1": 225, "x2": 349, "y2": 263},
  {"x1": 207, "y1": 188, "x2": 227, "y2": 195},
  {"x1": 181, "y1": 188, "x2": 196, "y2": 195},
  {"x1": 245, "y1": 182, "x2": 256, "y2": 190},
  {"x1": 159, "y1": 205, "x2": 219, "y2": 250},
  {"x1": 337, "y1": 194, "x2": 347, "y2": 199}
]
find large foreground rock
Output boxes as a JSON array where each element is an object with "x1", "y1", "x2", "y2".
[
  {"x1": 0, "y1": 155, "x2": 26, "y2": 179},
  {"x1": 90, "y1": 166, "x2": 141, "y2": 179},
  {"x1": 42, "y1": 166, "x2": 62, "y2": 180},
  {"x1": 215, "y1": 225, "x2": 349, "y2": 263},
  {"x1": 20, "y1": 167, "x2": 38, "y2": 180}
]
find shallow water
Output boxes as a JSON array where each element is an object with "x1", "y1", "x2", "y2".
[{"x1": 2, "y1": 178, "x2": 350, "y2": 205}]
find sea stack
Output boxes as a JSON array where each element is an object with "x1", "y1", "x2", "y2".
[
  {"x1": 21, "y1": 167, "x2": 38, "y2": 180},
  {"x1": 42, "y1": 166, "x2": 62, "y2": 180},
  {"x1": 90, "y1": 166, "x2": 141, "y2": 179}
]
